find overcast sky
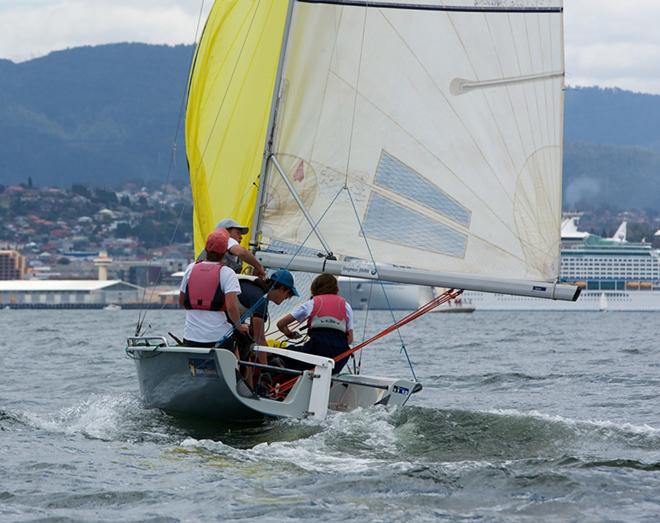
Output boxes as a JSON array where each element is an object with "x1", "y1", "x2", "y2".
[{"x1": 1, "y1": 0, "x2": 659, "y2": 94}]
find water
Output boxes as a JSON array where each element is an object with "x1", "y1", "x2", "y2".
[{"x1": 2, "y1": 309, "x2": 660, "y2": 522}]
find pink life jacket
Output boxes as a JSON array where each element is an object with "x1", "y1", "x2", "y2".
[
  {"x1": 307, "y1": 294, "x2": 348, "y2": 332},
  {"x1": 183, "y1": 262, "x2": 226, "y2": 311}
]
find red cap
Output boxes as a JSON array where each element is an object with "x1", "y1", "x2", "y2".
[{"x1": 205, "y1": 228, "x2": 229, "y2": 255}]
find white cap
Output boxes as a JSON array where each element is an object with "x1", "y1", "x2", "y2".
[{"x1": 216, "y1": 218, "x2": 249, "y2": 234}]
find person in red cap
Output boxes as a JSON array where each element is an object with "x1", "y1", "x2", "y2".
[{"x1": 179, "y1": 229, "x2": 248, "y2": 348}]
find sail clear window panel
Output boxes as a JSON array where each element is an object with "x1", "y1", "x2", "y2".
[
  {"x1": 363, "y1": 194, "x2": 467, "y2": 258},
  {"x1": 375, "y1": 152, "x2": 471, "y2": 228}
]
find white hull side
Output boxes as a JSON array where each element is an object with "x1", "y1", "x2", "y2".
[
  {"x1": 465, "y1": 290, "x2": 660, "y2": 311},
  {"x1": 126, "y1": 340, "x2": 420, "y2": 422},
  {"x1": 339, "y1": 278, "x2": 432, "y2": 310}
]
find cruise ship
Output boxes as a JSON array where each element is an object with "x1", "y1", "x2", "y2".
[
  {"x1": 341, "y1": 218, "x2": 660, "y2": 311},
  {"x1": 467, "y1": 218, "x2": 660, "y2": 311}
]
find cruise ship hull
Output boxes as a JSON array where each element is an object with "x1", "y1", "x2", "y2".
[
  {"x1": 465, "y1": 290, "x2": 660, "y2": 311},
  {"x1": 339, "y1": 277, "x2": 433, "y2": 310}
]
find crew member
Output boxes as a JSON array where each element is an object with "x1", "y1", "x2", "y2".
[
  {"x1": 277, "y1": 273, "x2": 353, "y2": 374},
  {"x1": 236, "y1": 269, "x2": 298, "y2": 387},
  {"x1": 179, "y1": 228, "x2": 248, "y2": 348},
  {"x1": 197, "y1": 218, "x2": 266, "y2": 278},
  {"x1": 237, "y1": 269, "x2": 299, "y2": 361}
]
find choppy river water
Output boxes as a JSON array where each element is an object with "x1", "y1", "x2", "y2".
[{"x1": 1, "y1": 309, "x2": 660, "y2": 522}]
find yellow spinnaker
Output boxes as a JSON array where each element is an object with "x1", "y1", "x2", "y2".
[{"x1": 185, "y1": 0, "x2": 289, "y2": 257}]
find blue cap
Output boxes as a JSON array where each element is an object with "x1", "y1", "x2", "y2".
[{"x1": 271, "y1": 269, "x2": 299, "y2": 296}]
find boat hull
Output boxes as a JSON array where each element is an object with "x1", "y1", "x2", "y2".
[
  {"x1": 126, "y1": 340, "x2": 421, "y2": 422},
  {"x1": 131, "y1": 347, "x2": 262, "y2": 420},
  {"x1": 128, "y1": 344, "x2": 322, "y2": 422},
  {"x1": 433, "y1": 307, "x2": 475, "y2": 313}
]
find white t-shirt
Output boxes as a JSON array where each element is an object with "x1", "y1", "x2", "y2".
[
  {"x1": 223, "y1": 237, "x2": 241, "y2": 272},
  {"x1": 291, "y1": 298, "x2": 354, "y2": 331},
  {"x1": 180, "y1": 262, "x2": 241, "y2": 342},
  {"x1": 196, "y1": 237, "x2": 239, "y2": 265}
]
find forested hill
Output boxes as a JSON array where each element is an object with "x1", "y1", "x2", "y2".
[
  {"x1": 0, "y1": 44, "x2": 193, "y2": 188},
  {"x1": 1, "y1": 43, "x2": 660, "y2": 211},
  {"x1": 565, "y1": 87, "x2": 660, "y2": 148},
  {"x1": 563, "y1": 87, "x2": 660, "y2": 211}
]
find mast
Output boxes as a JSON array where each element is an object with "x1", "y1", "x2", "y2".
[
  {"x1": 249, "y1": 0, "x2": 296, "y2": 251},
  {"x1": 558, "y1": 5, "x2": 567, "y2": 274}
]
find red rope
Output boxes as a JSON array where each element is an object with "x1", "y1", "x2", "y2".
[
  {"x1": 334, "y1": 288, "x2": 462, "y2": 362},
  {"x1": 269, "y1": 289, "x2": 463, "y2": 397}
]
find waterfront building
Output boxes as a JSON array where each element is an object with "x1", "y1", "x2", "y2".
[
  {"x1": 0, "y1": 280, "x2": 141, "y2": 308},
  {"x1": 0, "y1": 251, "x2": 26, "y2": 280},
  {"x1": 127, "y1": 264, "x2": 163, "y2": 287}
]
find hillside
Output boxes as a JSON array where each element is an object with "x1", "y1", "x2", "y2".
[
  {"x1": 564, "y1": 142, "x2": 660, "y2": 210},
  {"x1": 0, "y1": 43, "x2": 192, "y2": 187},
  {"x1": 565, "y1": 86, "x2": 660, "y2": 149},
  {"x1": 1, "y1": 44, "x2": 660, "y2": 211}
]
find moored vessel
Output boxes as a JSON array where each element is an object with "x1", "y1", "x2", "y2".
[{"x1": 467, "y1": 219, "x2": 660, "y2": 311}]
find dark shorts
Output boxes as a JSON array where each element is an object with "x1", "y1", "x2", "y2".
[
  {"x1": 182, "y1": 338, "x2": 217, "y2": 348},
  {"x1": 281, "y1": 328, "x2": 350, "y2": 374}
]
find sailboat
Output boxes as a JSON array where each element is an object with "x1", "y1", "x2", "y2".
[
  {"x1": 127, "y1": 0, "x2": 579, "y2": 422},
  {"x1": 598, "y1": 292, "x2": 608, "y2": 312}
]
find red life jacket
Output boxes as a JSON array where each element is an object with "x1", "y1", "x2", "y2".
[
  {"x1": 183, "y1": 262, "x2": 226, "y2": 311},
  {"x1": 307, "y1": 294, "x2": 348, "y2": 332}
]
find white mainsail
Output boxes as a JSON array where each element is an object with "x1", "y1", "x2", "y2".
[{"x1": 254, "y1": 0, "x2": 576, "y2": 300}]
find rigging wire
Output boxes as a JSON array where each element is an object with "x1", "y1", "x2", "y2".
[
  {"x1": 134, "y1": 0, "x2": 208, "y2": 336},
  {"x1": 355, "y1": 278, "x2": 375, "y2": 374},
  {"x1": 212, "y1": 182, "x2": 344, "y2": 347},
  {"x1": 277, "y1": 185, "x2": 345, "y2": 268},
  {"x1": 345, "y1": 186, "x2": 417, "y2": 381}
]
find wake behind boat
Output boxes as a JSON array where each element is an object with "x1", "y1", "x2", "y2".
[{"x1": 127, "y1": 0, "x2": 579, "y2": 423}]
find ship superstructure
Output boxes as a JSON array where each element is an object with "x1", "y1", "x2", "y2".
[{"x1": 468, "y1": 218, "x2": 660, "y2": 311}]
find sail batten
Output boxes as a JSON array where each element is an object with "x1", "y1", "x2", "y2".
[{"x1": 451, "y1": 71, "x2": 563, "y2": 94}]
